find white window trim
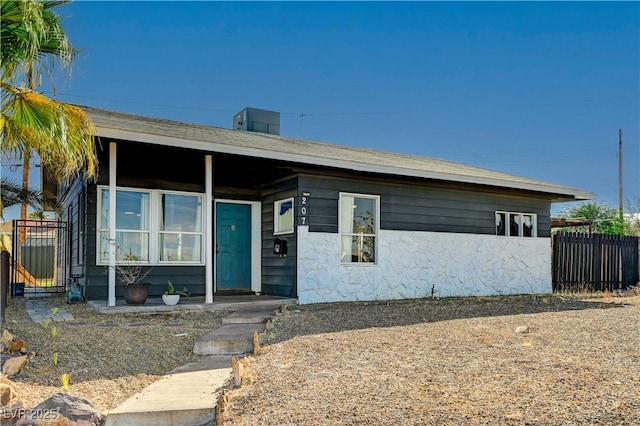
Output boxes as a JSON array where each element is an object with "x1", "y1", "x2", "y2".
[
  {"x1": 273, "y1": 197, "x2": 295, "y2": 236},
  {"x1": 338, "y1": 192, "x2": 380, "y2": 266},
  {"x1": 495, "y1": 210, "x2": 538, "y2": 238},
  {"x1": 97, "y1": 186, "x2": 205, "y2": 266}
]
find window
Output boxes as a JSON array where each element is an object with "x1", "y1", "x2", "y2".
[
  {"x1": 274, "y1": 198, "x2": 294, "y2": 235},
  {"x1": 98, "y1": 187, "x2": 204, "y2": 264},
  {"x1": 340, "y1": 193, "x2": 379, "y2": 263},
  {"x1": 159, "y1": 193, "x2": 203, "y2": 261},
  {"x1": 496, "y1": 211, "x2": 536, "y2": 237}
]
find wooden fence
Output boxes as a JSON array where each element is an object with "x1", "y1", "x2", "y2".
[{"x1": 552, "y1": 232, "x2": 639, "y2": 292}]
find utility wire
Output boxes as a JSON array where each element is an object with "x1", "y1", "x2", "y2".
[{"x1": 48, "y1": 91, "x2": 640, "y2": 118}]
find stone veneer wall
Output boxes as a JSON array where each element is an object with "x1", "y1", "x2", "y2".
[{"x1": 296, "y1": 226, "x2": 552, "y2": 305}]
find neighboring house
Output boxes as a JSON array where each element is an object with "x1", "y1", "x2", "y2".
[{"x1": 56, "y1": 106, "x2": 593, "y2": 306}]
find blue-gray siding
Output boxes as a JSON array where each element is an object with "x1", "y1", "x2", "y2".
[
  {"x1": 298, "y1": 174, "x2": 551, "y2": 237},
  {"x1": 261, "y1": 177, "x2": 298, "y2": 297}
]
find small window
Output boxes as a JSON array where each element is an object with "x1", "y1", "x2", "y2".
[
  {"x1": 274, "y1": 198, "x2": 294, "y2": 235},
  {"x1": 496, "y1": 211, "x2": 537, "y2": 237},
  {"x1": 340, "y1": 193, "x2": 379, "y2": 263}
]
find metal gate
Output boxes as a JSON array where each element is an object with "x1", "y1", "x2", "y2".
[{"x1": 10, "y1": 219, "x2": 68, "y2": 295}]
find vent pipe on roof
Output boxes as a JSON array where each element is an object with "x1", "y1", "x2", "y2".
[{"x1": 233, "y1": 107, "x2": 280, "y2": 135}]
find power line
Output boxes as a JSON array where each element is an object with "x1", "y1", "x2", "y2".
[{"x1": 48, "y1": 91, "x2": 640, "y2": 118}]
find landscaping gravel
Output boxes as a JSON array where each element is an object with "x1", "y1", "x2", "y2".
[
  {"x1": 4, "y1": 292, "x2": 639, "y2": 425},
  {"x1": 3, "y1": 295, "x2": 228, "y2": 416},
  {"x1": 219, "y1": 293, "x2": 640, "y2": 426}
]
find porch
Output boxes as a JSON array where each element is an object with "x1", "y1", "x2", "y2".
[{"x1": 87, "y1": 294, "x2": 298, "y2": 314}]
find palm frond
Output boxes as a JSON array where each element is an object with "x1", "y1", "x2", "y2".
[
  {"x1": 1, "y1": 83, "x2": 97, "y2": 182},
  {"x1": 0, "y1": 177, "x2": 60, "y2": 219},
  {"x1": 1, "y1": 0, "x2": 74, "y2": 86}
]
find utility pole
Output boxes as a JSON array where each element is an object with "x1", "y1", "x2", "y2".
[{"x1": 618, "y1": 129, "x2": 623, "y2": 220}]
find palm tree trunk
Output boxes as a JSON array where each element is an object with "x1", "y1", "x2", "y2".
[{"x1": 20, "y1": 149, "x2": 32, "y2": 244}]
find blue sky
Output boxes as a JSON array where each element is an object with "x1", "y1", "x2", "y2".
[{"x1": 3, "y1": 1, "x2": 639, "y2": 219}]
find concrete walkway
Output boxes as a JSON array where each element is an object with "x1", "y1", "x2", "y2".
[
  {"x1": 25, "y1": 300, "x2": 75, "y2": 323},
  {"x1": 104, "y1": 301, "x2": 294, "y2": 426}
]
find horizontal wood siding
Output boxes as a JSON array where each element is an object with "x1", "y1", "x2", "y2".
[
  {"x1": 83, "y1": 265, "x2": 206, "y2": 299},
  {"x1": 58, "y1": 178, "x2": 84, "y2": 278},
  {"x1": 261, "y1": 177, "x2": 298, "y2": 297},
  {"x1": 298, "y1": 174, "x2": 551, "y2": 237}
]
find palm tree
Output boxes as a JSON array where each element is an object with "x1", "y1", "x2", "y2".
[
  {"x1": 0, "y1": 176, "x2": 59, "y2": 219},
  {"x1": 1, "y1": 0, "x2": 98, "y2": 220}
]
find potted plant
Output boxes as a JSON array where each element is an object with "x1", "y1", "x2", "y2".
[
  {"x1": 116, "y1": 251, "x2": 152, "y2": 305},
  {"x1": 162, "y1": 281, "x2": 190, "y2": 306}
]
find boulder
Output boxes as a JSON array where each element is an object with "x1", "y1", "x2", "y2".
[
  {"x1": 2, "y1": 355, "x2": 27, "y2": 378},
  {"x1": 16, "y1": 392, "x2": 103, "y2": 426},
  {"x1": 1, "y1": 329, "x2": 14, "y2": 346},
  {"x1": 0, "y1": 373, "x2": 19, "y2": 406},
  {"x1": 9, "y1": 339, "x2": 27, "y2": 353}
]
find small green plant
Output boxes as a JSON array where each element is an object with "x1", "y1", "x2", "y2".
[
  {"x1": 164, "y1": 280, "x2": 191, "y2": 297},
  {"x1": 39, "y1": 307, "x2": 66, "y2": 371}
]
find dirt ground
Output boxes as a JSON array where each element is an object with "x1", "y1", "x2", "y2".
[
  {"x1": 218, "y1": 292, "x2": 640, "y2": 426},
  {"x1": 2, "y1": 295, "x2": 229, "y2": 416},
  {"x1": 2, "y1": 292, "x2": 639, "y2": 425}
]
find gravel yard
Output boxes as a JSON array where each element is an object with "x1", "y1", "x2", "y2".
[
  {"x1": 3, "y1": 292, "x2": 640, "y2": 425},
  {"x1": 219, "y1": 293, "x2": 640, "y2": 426},
  {"x1": 3, "y1": 295, "x2": 229, "y2": 415}
]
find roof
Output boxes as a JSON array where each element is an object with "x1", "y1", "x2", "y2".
[
  {"x1": 550, "y1": 217, "x2": 593, "y2": 228},
  {"x1": 81, "y1": 105, "x2": 593, "y2": 202}
]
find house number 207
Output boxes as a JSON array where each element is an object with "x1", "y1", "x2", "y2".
[{"x1": 300, "y1": 195, "x2": 308, "y2": 225}]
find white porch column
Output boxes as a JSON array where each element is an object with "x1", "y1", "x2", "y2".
[
  {"x1": 205, "y1": 155, "x2": 214, "y2": 303},
  {"x1": 107, "y1": 142, "x2": 117, "y2": 307}
]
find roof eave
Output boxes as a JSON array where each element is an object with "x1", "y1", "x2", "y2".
[{"x1": 94, "y1": 125, "x2": 594, "y2": 201}]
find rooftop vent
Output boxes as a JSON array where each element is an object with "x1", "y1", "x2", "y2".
[{"x1": 233, "y1": 107, "x2": 280, "y2": 135}]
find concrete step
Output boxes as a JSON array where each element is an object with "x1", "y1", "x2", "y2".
[
  {"x1": 193, "y1": 323, "x2": 262, "y2": 356},
  {"x1": 221, "y1": 308, "x2": 276, "y2": 324},
  {"x1": 104, "y1": 360, "x2": 231, "y2": 426}
]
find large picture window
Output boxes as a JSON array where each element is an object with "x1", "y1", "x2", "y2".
[
  {"x1": 496, "y1": 211, "x2": 537, "y2": 237},
  {"x1": 340, "y1": 193, "x2": 379, "y2": 263},
  {"x1": 98, "y1": 187, "x2": 204, "y2": 264},
  {"x1": 274, "y1": 198, "x2": 294, "y2": 235}
]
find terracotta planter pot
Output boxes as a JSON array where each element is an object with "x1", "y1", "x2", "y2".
[
  {"x1": 124, "y1": 283, "x2": 151, "y2": 305},
  {"x1": 162, "y1": 294, "x2": 180, "y2": 306}
]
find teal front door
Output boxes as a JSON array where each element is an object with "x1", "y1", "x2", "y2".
[{"x1": 216, "y1": 202, "x2": 252, "y2": 291}]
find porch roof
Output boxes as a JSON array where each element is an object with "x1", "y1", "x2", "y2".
[{"x1": 82, "y1": 105, "x2": 593, "y2": 202}]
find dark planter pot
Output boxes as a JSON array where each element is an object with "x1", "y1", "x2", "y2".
[{"x1": 124, "y1": 283, "x2": 151, "y2": 305}]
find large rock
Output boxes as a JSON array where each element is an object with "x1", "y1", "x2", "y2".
[
  {"x1": 16, "y1": 393, "x2": 103, "y2": 426},
  {"x1": 2, "y1": 355, "x2": 27, "y2": 378},
  {"x1": 0, "y1": 373, "x2": 18, "y2": 406},
  {"x1": 9, "y1": 339, "x2": 27, "y2": 353},
  {"x1": 1, "y1": 329, "x2": 14, "y2": 345}
]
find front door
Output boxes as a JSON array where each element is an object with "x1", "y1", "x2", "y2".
[{"x1": 216, "y1": 202, "x2": 252, "y2": 291}]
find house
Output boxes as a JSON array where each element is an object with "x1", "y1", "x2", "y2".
[{"x1": 56, "y1": 106, "x2": 593, "y2": 306}]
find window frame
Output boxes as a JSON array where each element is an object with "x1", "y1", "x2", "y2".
[
  {"x1": 338, "y1": 192, "x2": 380, "y2": 265},
  {"x1": 495, "y1": 211, "x2": 537, "y2": 238},
  {"x1": 273, "y1": 197, "x2": 295, "y2": 236},
  {"x1": 97, "y1": 186, "x2": 205, "y2": 265}
]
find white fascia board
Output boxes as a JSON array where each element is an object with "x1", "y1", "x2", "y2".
[{"x1": 96, "y1": 125, "x2": 594, "y2": 201}]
